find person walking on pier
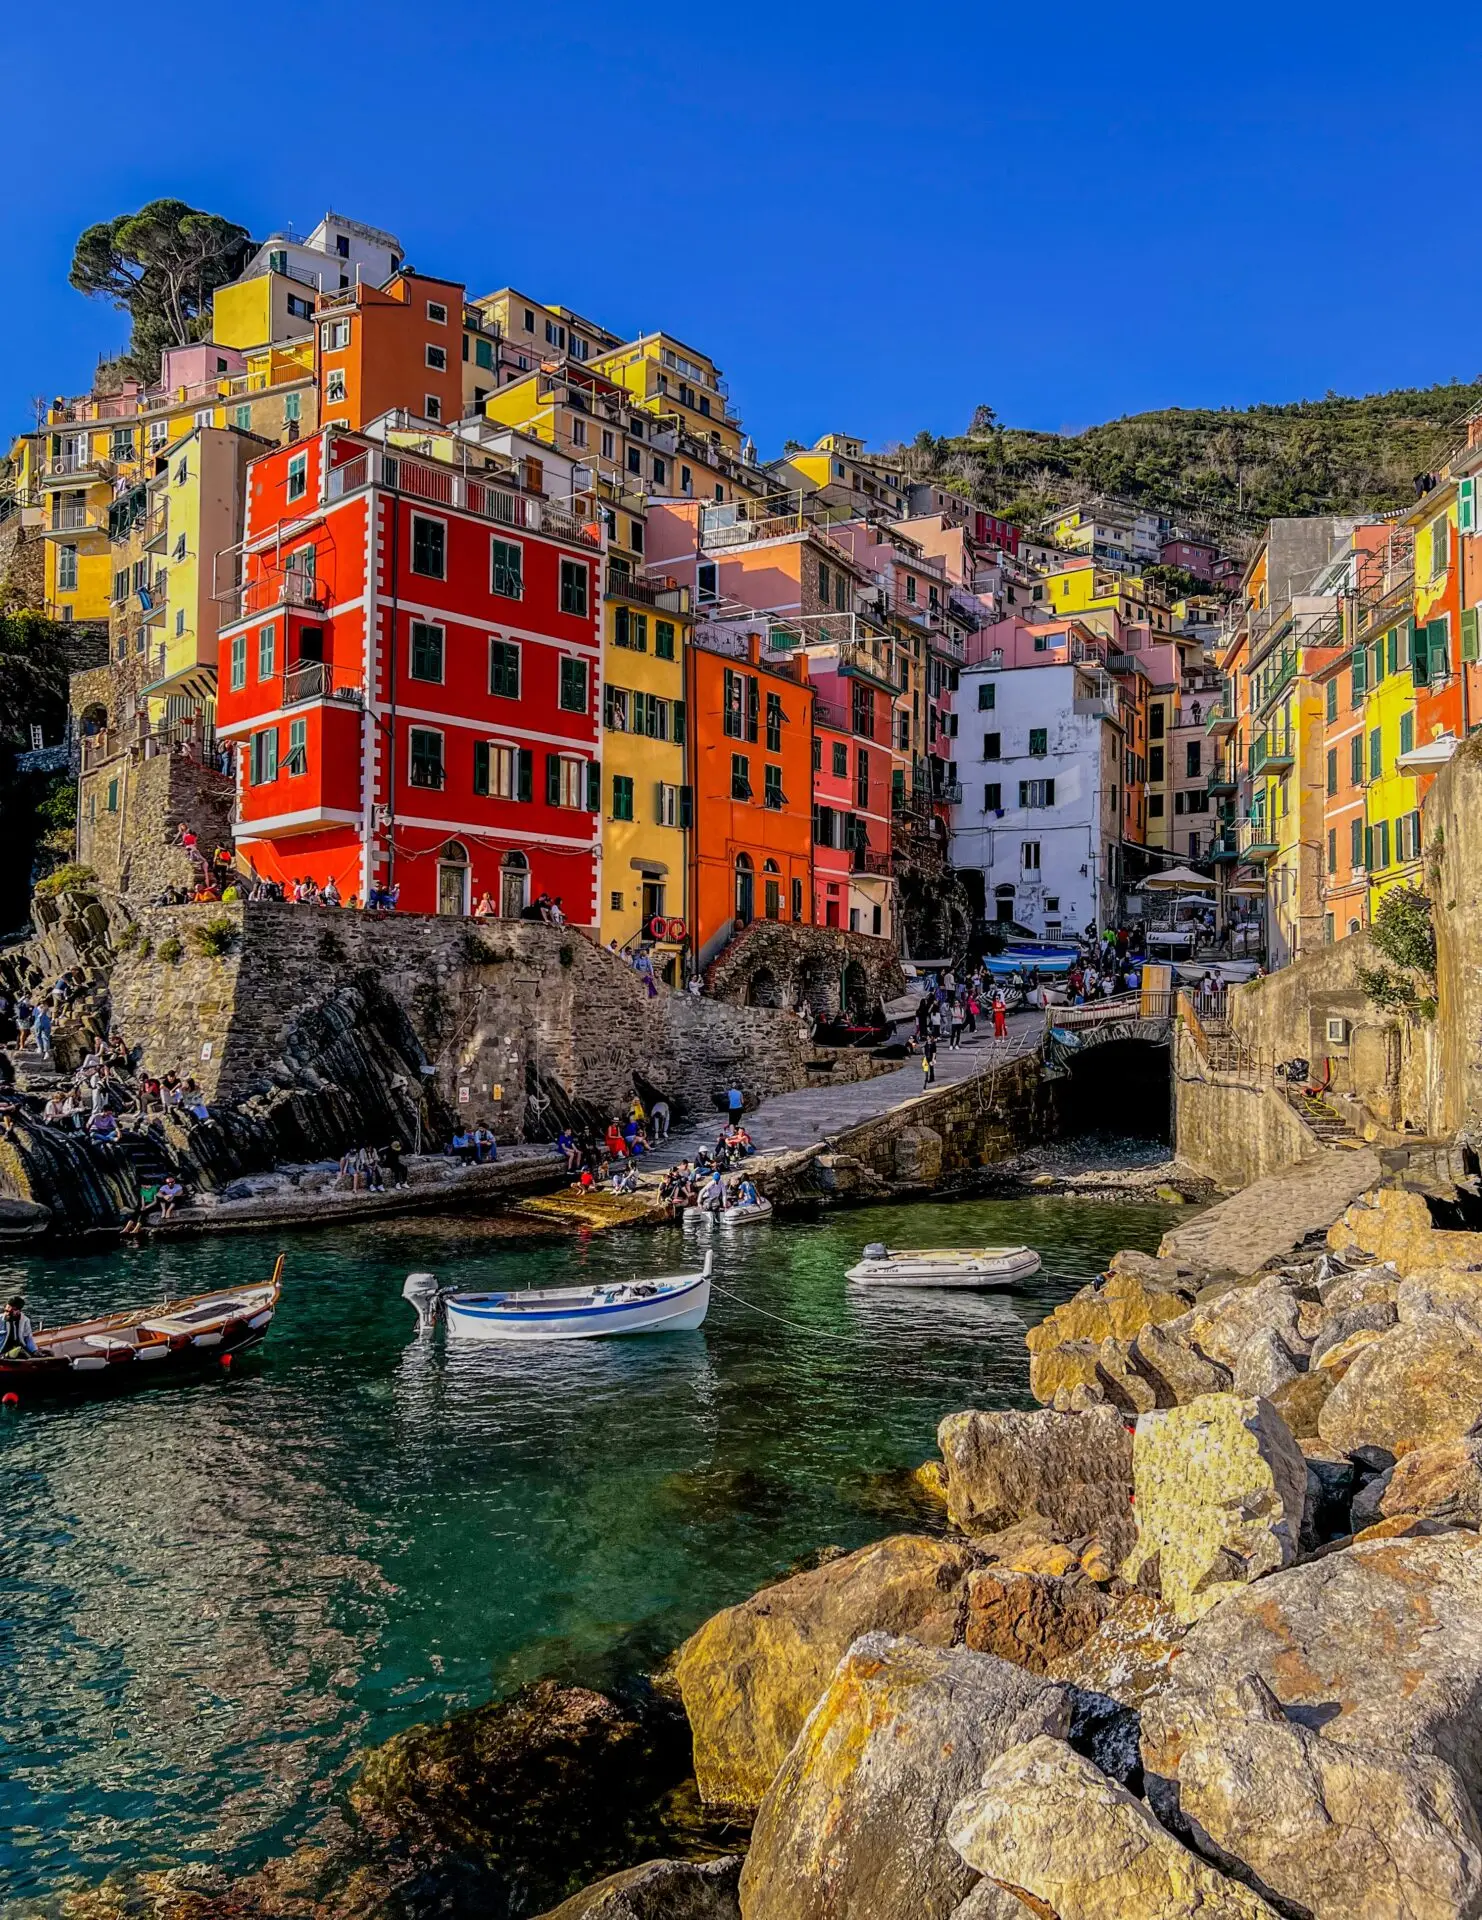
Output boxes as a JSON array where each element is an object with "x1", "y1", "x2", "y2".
[
  {"x1": 921, "y1": 1035, "x2": 938, "y2": 1086},
  {"x1": 992, "y1": 990, "x2": 1008, "y2": 1040}
]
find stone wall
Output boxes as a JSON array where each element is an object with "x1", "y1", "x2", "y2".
[
  {"x1": 704, "y1": 918, "x2": 906, "y2": 1017},
  {"x1": 1171, "y1": 1023, "x2": 1322, "y2": 1190},
  {"x1": 1426, "y1": 737, "x2": 1482, "y2": 1142},
  {"x1": 76, "y1": 746, "x2": 236, "y2": 898}
]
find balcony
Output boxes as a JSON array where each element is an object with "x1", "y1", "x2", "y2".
[
  {"x1": 283, "y1": 660, "x2": 332, "y2": 706},
  {"x1": 43, "y1": 505, "x2": 108, "y2": 536},
  {"x1": 1238, "y1": 817, "x2": 1279, "y2": 862},
  {"x1": 220, "y1": 567, "x2": 325, "y2": 626},
  {"x1": 604, "y1": 573, "x2": 689, "y2": 613},
  {"x1": 850, "y1": 847, "x2": 891, "y2": 876},
  {"x1": 42, "y1": 455, "x2": 113, "y2": 488},
  {"x1": 1204, "y1": 697, "x2": 1236, "y2": 734},
  {"x1": 1209, "y1": 833, "x2": 1241, "y2": 861},
  {"x1": 1249, "y1": 727, "x2": 1295, "y2": 776},
  {"x1": 1206, "y1": 759, "x2": 1239, "y2": 795}
]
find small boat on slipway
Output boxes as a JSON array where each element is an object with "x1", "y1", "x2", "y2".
[
  {"x1": 403, "y1": 1250, "x2": 712, "y2": 1342},
  {"x1": 0, "y1": 1257, "x2": 284, "y2": 1399},
  {"x1": 845, "y1": 1244, "x2": 1041, "y2": 1290}
]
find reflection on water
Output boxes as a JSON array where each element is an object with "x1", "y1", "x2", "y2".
[{"x1": 0, "y1": 1194, "x2": 1184, "y2": 1901}]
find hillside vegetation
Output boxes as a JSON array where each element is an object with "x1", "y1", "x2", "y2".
[{"x1": 904, "y1": 380, "x2": 1482, "y2": 545}]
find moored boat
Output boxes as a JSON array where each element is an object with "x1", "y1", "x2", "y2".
[
  {"x1": 0, "y1": 1257, "x2": 284, "y2": 1399},
  {"x1": 845, "y1": 1243, "x2": 1041, "y2": 1290},
  {"x1": 403, "y1": 1250, "x2": 713, "y2": 1342},
  {"x1": 718, "y1": 1196, "x2": 773, "y2": 1226}
]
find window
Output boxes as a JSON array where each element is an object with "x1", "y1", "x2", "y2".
[
  {"x1": 1375, "y1": 818, "x2": 1391, "y2": 869},
  {"x1": 425, "y1": 396, "x2": 442, "y2": 422},
  {"x1": 412, "y1": 515, "x2": 446, "y2": 578},
  {"x1": 612, "y1": 774, "x2": 635, "y2": 821},
  {"x1": 604, "y1": 685, "x2": 629, "y2": 732},
  {"x1": 681, "y1": 464, "x2": 693, "y2": 496},
  {"x1": 476, "y1": 337, "x2": 494, "y2": 371},
  {"x1": 559, "y1": 656, "x2": 588, "y2": 712},
  {"x1": 613, "y1": 605, "x2": 648, "y2": 651},
  {"x1": 1399, "y1": 710, "x2": 1414, "y2": 757},
  {"x1": 1431, "y1": 518, "x2": 1450, "y2": 579},
  {"x1": 1018, "y1": 778, "x2": 1056, "y2": 807},
  {"x1": 1148, "y1": 745, "x2": 1165, "y2": 782},
  {"x1": 287, "y1": 453, "x2": 308, "y2": 502},
  {"x1": 818, "y1": 561, "x2": 830, "y2": 603},
  {"x1": 559, "y1": 560, "x2": 589, "y2": 617},
  {"x1": 982, "y1": 730, "x2": 1001, "y2": 760},
  {"x1": 250, "y1": 728, "x2": 278, "y2": 784},
  {"x1": 287, "y1": 295, "x2": 313, "y2": 321},
  {"x1": 1021, "y1": 841, "x2": 1041, "y2": 871},
  {"x1": 657, "y1": 783, "x2": 680, "y2": 828},
  {"x1": 489, "y1": 639, "x2": 520, "y2": 698},
  {"x1": 287, "y1": 716, "x2": 308, "y2": 776},
  {"x1": 1185, "y1": 740, "x2": 1201, "y2": 777},
  {"x1": 731, "y1": 753, "x2": 751, "y2": 800},
  {"x1": 324, "y1": 368, "x2": 347, "y2": 406},
  {"x1": 570, "y1": 419, "x2": 587, "y2": 450},
  {"x1": 486, "y1": 537, "x2": 523, "y2": 599},
  {"x1": 1350, "y1": 734, "x2": 1363, "y2": 786},
  {"x1": 284, "y1": 392, "x2": 301, "y2": 424},
  {"x1": 831, "y1": 741, "x2": 848, "y2": 777},
  {"x1": 544, "y1": 754, "x2": 590, "y2": 809},
  {"x1": 1028, "y1": 727, "x2": 1048, "y2": 757},
  {"x1": 764, "y1": 764, "x2": 784, "y2": 809},
  {"x1": 427, "y1": 300, "x2": 448, "y2": 325},
  {"x1": 410, "y1": 621, "x2": 444, "y2": 682},
  {"x1": 1149, "y1": 703, "x2": 1165, "y2": 738},
  {"x1": 1369, "y1": 726, "x2": 1382, "y2": 782},
  {"x1": 409, "y1": 728, "x2": 444, "y2": 789},
  {"x1": 1326, "y1": 747, "x2": 1338, "y2": 795},
  {"x1": 697, "y1": 561, "x2": 718, "y2": 605},
  {"x1": 1352, "y1": 818, "x2": 1364, "y2": 870},
  {"x1": 626, "y1": 445, "x2": 642, "y2": 476},
  {"x1": 977, "y1": 682, "x2": 995, "y2": 710},
  {"x1": 257, "y1": 624, "x2": 276, "y2": 680},
  {"x1": 474, "y1": 742, "x2": 529, "y2": 799},
  {"x1": 523, "y1": 307, "x2": 535, "y2": 332},
  {"x1": 1326, "y1": 679, "x2": 1338, "y2": 723},
  {"x1": 655, "y1": 620, "x2": 676, "y2": 661},
  {"x1": 1327, "y1": 827, "x2": 1337, "y2": 874},
  {"x1": 766, "y1": 691, "x2": 783, "y2": 752},
  {"x1": 984, "y1": 782, "x2": 1002, "y2": 811},
  {"x1": 321, "y1": 319, "x2": 350, "y2": 351},
  {"x1": 230, "y1": 631, "x2": 247, "y2": 690}
]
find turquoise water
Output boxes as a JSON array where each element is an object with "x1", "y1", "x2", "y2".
[{"x1": 0, "y1": 1196, "x2": 1182, "y2": 1903}]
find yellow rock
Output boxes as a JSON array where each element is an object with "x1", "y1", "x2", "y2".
[
  {"x1": 1314, "y1": 1327, "x2": 1386, "y2": 1374},
  {"x1": 1079, "y1": 1540, "x2": 1118, "y2": 1585},
  {"x1": 1005, "y1": 1542, "x2": 1078, "y2": 1577},
  {"x1": 911, "y1": 1460, "x2": 948, "y2": 1504},
  {"x1": 1028, "y1": 1339, "x2": 1102, "y2": 1405}
]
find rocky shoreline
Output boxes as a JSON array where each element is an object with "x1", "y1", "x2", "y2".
[{"x1": 46, "y1": 1170, "x2": 1482, "y2": 1920}]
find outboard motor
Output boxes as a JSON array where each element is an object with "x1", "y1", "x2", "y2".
[
  {"x1": 402, "y1": 1272, "x2": 444, "y2": 1334},
  {"x1": 862, "y1": 1243, "x2": 889, "y2": 1261}
]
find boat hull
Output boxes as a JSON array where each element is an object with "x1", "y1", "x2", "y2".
[
  {"x1": 444, "y1": 1275, "x2": 711, "y2": 1342},
  {"x1": 718, "y1": 1201, "x2": 772, "y2": 1226},
  {"x1": 846, "y1": 1249, "x2": 1042, "y2": 1290}
]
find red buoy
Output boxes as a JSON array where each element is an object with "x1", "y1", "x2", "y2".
[
  {"x1": 2, "y1": 1391, "x2": 18, "y2": 1406},
  {"x1": 220, "y1": 1353, "x2": 233, "y2": 1371}
]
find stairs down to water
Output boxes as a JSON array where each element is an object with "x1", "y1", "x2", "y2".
[{"x1": 1283, "y1": 1085, "x2": 1364, "y2": 1148}]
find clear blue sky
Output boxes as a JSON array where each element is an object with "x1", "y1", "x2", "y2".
[{"x1": 7, "y1": 3, "x2": 1482, "y2": 456}]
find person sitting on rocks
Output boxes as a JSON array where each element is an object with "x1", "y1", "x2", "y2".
[
  {"x1": 471, "y1": 1126, "x2": 497, "y2": 1165},
  {"x1": 450, "y1": 1128, "x2": 475, "y2": 1164},
  {"x1": 604, "y1": 1119, "x2": 629, "y2": 1159},
  {"x1": 182, "y1": 1079, "x2": 209, "y2": 1120},
  {"x1": 382, "y1": 1140, "x2": 408, "y2": 1187},
  {"x1": 41, "y1": 1093, "x2": 67, "y2": 1128},
  {"x1": 557, "y1": 1127, "x2": 581, "y2": 1173},
  {"x1": 87, "y1": 1108, "x2": 120, "y2": 1144},
  {"x1": 474, "y1": 891, "x2": 496, "y2": 919},
  {"x1": 155, "y1": 1175, "x2": 184, "y2": 1220},
  {"x1": 362, "y1": 1147, "x2": 385, "y2": 1193}
]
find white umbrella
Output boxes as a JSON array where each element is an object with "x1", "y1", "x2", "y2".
[{"x1": 1142, "y1": 864, "x2": 1216, "y2": 891}]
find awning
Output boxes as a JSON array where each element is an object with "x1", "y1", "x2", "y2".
[
  {"x1": 630, "y1": 858, "x2": 669, "y2": 875},
  {"x1": 1143, "y1": 864, "x2": 1216, "y2": 891},
  {"x1": 1395, "y1": 735, "x2": 1458, "y2": 773}
]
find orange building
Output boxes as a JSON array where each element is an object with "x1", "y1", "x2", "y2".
[
  {"x1": 686, "y1": 635, "x2": 815, "y2": 966},
  {"x1": 315, "y1": 269, "x2": 467, "y2": 432}
]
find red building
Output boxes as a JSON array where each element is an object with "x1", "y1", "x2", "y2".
[
  {"x1": 810, "y1": 665, "x2": 894, "y2": 936},
  {"x1": 214, "y1": 423, "x2": 604, "y2": 918}
]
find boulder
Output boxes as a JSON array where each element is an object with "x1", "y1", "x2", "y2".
[
  {"x1": 1231, "y1": 1326, "x2": 1303, "y2": 1399},
  {"x1": 347, "y1": 1679, "x2": 697, "y2": 1916},
  {"x1": 1399, "y1": 1268, "x2": 1482, "y2": 1340},
  {"x1": 936, "y1": 1407, "x2": 1134, "y2": 1556},
  {"x1": 1132, "y1": 1318, "x2": 1234, "y2": 1403},
  {"x1": 1269, "y1": 1365, "x2": 1335, "y2": 1438},
  {"x1": 1122, "y1": 1394, "x2": 1307, "y2": 1625},
  {"x1": 1172, "y1": 1673, "x2": 1482, "y2": 1920},
  {"x1": 963, "y1": 1568, "x2": 1111, "y2": 1674},
  {"x1": 1329, "y1": 1186, "x2": 1482, "y2": 1274},
  {"x1": 1095, "y1": 1336, "x2": 1158, "y2": 1414},
  {"x1": 1312, "y1": 1325, "x2": 1387, "y2": 1374},
  {"x1": 1044, "y1": 1591, "x2": 1186, "y2": 1708},
  {"x1": 947, "y1": 1884, "x2": 1034, "y2": 1919},
  {"x1": 1308, "y1": 1298, "x2": 1398, "y2": 1365},
  {"x1": 1317, "y1": 1316, "x2": 1482, "y2": 1456},
  {"x1": 1140, "y1": 1534, "x2": 1482, "y2": 1809},
  {"x1": 533, "y1": 1856, "x2": 742, "y2": 1920},
  {"x1": 948, "y1": 1734, "x2": 1279, "y2": 1919},
  {"x1": 1025, "y1": 1265, "x2": 1194, "y2": 1354},
  {"x1": 740, "y1": 1634, "x2": 1071, "y2": 1920},
  {"x1": 1107, "y1": 1248, "x2": 1202, "y2": 1290},
  {"x1": 1186, "y1": 1277, "x2": 1307, "y2": 1372},
  {"x1": 1316, "y1": 1259, "x2": 1398, "y2": 1307},
  {"x1": 672, "y1": 1533, "x2": 977, "y2": 1811},
  {"x1": 1377, "y1": 1439, "x2": 1482, "y2": 1528},
  {"x1": 1028, "y1": 1338, "x2": 1103, "y2": 1404}
]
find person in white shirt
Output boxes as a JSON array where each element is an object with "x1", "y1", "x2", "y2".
[{"x1": 2, "y1": 1296, "x2": 39, "y2": 1357}]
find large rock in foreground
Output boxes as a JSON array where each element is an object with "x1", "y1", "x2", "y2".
[
  {"x1": 948, "y1": 1734, "x2": 1277, "y2": 1918},
  {"x1": 673, "y1": 1534, "x2": 977, "y2": 1811},
  {"x1": 534, "y1": 1855, "x2": 742, "y2": 1919},
  {"x1": 1122, "y1": 1394, "x2": 1307, "y2": 1624},
  {"x1": 936, "y1": 1406, "x2": 1133, "y2": 1559},
  {"x1": 1141, "y1": 1534, "x2": 1482, "y2": 1815},
  {"x1": 1171, "y1": 1674, "x2": 1482, "y2": 1920},
  {"x1": 741, "y1": 1633, "x2": 1072, "y2": 1920}
]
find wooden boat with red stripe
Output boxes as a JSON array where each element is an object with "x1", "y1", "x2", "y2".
[{"x1": 0, "y1": 1256, "x2": 284, "y2": 1400}]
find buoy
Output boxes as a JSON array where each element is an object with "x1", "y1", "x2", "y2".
[
  {"x1": 220, "y1": 1353, "x2": 233, "y2": 1371},
  {"x1": 2, "y1": 1391, "x2": 18, "y2": 1406}
]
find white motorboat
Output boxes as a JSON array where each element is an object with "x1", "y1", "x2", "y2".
[
  {"x1": 718, "y1": 1196, "x2": 773, "y2": 1226},
  {"x1": 845, "y1": 1243, "x2": 1041, "y2": 1290},
  {"x1": 403, "y1": 1251, "x2": 712, "y2": 1342}
]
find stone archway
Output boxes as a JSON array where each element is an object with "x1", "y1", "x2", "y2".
[
  {"x1": 842, "y1": 959, "x2": 870, "y2": 1018},
  {"x1": 799, "y1": 958, "x2": 834, "y2": 1018},
  {"x1": 746, "y1": 965, "x2": 783, "y2": 1009}
]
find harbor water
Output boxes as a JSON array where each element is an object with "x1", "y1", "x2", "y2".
[{"x1": 0, "y1": 1194, "x2": 1184, "y2": 1903}]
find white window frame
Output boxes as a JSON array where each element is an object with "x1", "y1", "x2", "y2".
[
  {"x1": 1021, "y1": 840, "x2": 1041, "y2": 871},
  {"x1": 479, "y1": 742, "x2": 518, "y2": 799},
  {"x1": 325, "y1": 368, "x2": 347, "y2": 404},
  {"x1": 427, "y1": 300, "x2": 448, "y2": 325},
  {"x1": 287, "y1": 453, "x2": 308, "y2": 502},
  {"x1": 425, "y1": 395, "x2": 442, "y2": 421},
  {"x1": 425, "y1": 343, "x2": 448, "y2": 371},
  {"x1": 321, "y1": 319, "x2": 351, "y2": 351},
  {"x1": 558, "y1": 755, "x2": 585, "y2": 808}
]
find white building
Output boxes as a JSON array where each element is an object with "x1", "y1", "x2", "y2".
[
  {"x1": 949, "y1": 657, "x2": 1125, "y2": 937},
  {"x1": 237, "y1": 212, "x2": 404, "y2": 297}
]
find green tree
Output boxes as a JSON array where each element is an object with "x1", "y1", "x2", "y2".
[{"x1": 69, "y1": 200, "x2": 253, "y2": 382}]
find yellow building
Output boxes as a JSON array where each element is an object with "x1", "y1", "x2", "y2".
[
  {"x1": 212, "y1": 271, "x2": 320, "y2": 353},
  {"x1": 1041, "y1": 559, "x2": 1175, "y2": 632},
  {"x1": 599, "y1": 569, "x2": 692, "y2": 975},
  {"x1": 471, "y1": 288, "x2": 623, "y2": 371},
  {"x1": 775, "y1": 434, "x2": 911, "y2": 517},
  {"x1": 590, "y1": 332, "x2": 744, "y2": 455},
  {"x1": 1358, "y1": 619, "x2": 1422, "y2": 913}
]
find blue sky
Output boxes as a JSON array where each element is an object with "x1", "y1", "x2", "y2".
[{"x1": 7, "y1": 3, "x2": 1482, "y2": 456}]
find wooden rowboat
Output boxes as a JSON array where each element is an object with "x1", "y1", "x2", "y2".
[{"x1": 0, "y1": 1257, "x2": 284, "y2": 1399}]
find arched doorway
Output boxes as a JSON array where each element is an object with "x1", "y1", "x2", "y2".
[
  {"x1": 437, "y1": 840, "x2": 470, "y2": 916},
  {"x1": 842, "y1": 960, "x2": 869, "y2": 1017},
  {"x1": 500, "y1": 850, "x2": 530, "y2": 918},
  {"x1": 746, "y1": 966, "x2": 782, "y2": 1008},
  {"x1": 994, "y1": 883, "x2": 1016, "y2": 925},
  {"x1": 800, "y1": 958, "x2": 832, "y2": 1017},
  {"x1": 735, "y1": 854, "x2": 754, "y2": 927},
  {"x1": 763, "y1": 859, "x2": 782, "y2": 921}
]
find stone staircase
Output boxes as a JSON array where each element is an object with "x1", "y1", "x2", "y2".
[{"x1": 1282, "y1": 1084, "x2": 1365, "y2": 1148}]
